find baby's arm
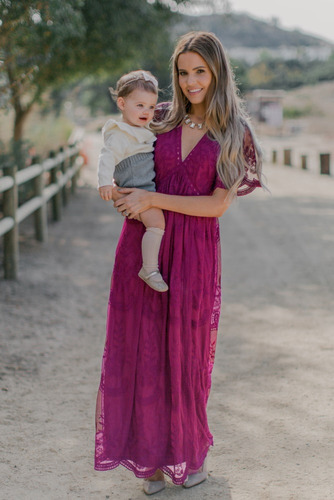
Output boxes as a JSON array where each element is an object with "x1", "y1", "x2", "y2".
[
  {"x1": 99, "y1": 183, "x2": 125, "y2": 202},
  {"x1": 99, "y1": 185, "x2": 113, "y2": 201},
  {"x1": 97, "y1": 125, "x2": 118, "y2": 201}
]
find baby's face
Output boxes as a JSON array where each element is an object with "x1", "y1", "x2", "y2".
[{"x1": 117, "y1": 89, "x2": 157, "y2": 128}]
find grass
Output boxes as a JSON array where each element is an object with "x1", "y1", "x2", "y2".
[{"x1": 0, "y1": 107, "x2": 75, "y2": 160}]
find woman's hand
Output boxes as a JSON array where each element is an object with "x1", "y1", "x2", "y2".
[
  {"x1": 114, "y1": 188, "x2": 152, "y2": 219},
  {"x1": 111, "y1": 185, "x2": 125, "y2": 202}
]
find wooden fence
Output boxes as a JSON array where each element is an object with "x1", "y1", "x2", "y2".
[
  {"x1": 0, "y1": 144, "x2": 83, "y2": 279},
  {"x1": 271, "y1": 149, "x2": 331, "y2": 175}
]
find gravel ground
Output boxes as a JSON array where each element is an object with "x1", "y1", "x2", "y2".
[{"x1": 0, "y1": 133, "x2": 334, "y2": 499}]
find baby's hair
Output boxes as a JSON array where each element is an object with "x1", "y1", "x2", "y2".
[{"x1": 109, "y1": 70, "x2": 159, "y2": 101}]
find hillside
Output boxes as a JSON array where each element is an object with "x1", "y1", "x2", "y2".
[{"x1": 175, "y1": 13, "x2": 333, "y2": 63}]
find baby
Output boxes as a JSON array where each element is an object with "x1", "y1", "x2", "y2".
[{"x1": 97, "y1": 70, "x2": 167, "y2": 292}]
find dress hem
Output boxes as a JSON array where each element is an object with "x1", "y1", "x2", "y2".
[{"x1": 94, "y1": 441, "x2": 213, "y2": 485}]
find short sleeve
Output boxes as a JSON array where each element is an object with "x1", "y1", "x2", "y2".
[
  {"x1": 237, "y1": 125, "x2": 262, "y2": 196},
  {"x1": 213, "y1": 125, "x2": 262, "y2": 195},
  {"x1": 213, "y1": 174, "x2": 227, "y2": 191}
]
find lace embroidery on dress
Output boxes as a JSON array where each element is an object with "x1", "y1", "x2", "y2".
[
  {"x1": 207, "y1": 221, "x2": 221, "y2": 400},
  {"x1": 237, "y1": 124, "x2": 262, "y2": 196},
  {"x1": 212, "y1": 124, "x2": 261, "y2": 195}
]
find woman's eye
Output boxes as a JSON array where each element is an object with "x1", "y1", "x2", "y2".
[
  {"x1": 178, "y1": 71, "x2": 186, "y2": 76},
  {"x1": 197, "y1": 69, "x2": 205, "y2": 74},
  {"x1": 137, "y1": 104, "x2": 143, "y2": 107}
]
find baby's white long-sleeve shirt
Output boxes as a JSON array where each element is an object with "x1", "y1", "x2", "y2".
[{"x1": 97, "y1": 118, "x2": 156, "y2": 187}]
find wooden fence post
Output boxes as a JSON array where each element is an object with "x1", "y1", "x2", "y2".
[
  {"x1": 320, "y1": 154, "x2": 330, "y2": 175},
  {"x1": 301, "y1": 155, "x2": 307, "y2": 170},
  {"x1": 32, "y1": 155, "x2": 48, "y2": 242},
  {"x1": 50, "y1": 150, "x2": 61, "y2": 221},
  {"x1": 59, "y1": 146, "x2": 68, "y2": 206},
  {"x1": 284, "y1": 149, "x2": 292, "y2": 166},
  {"x1": 69, "y1": 145, "x2": 77, "y2": 194},
  {"x1": 272, "y1": 150, "x2": 277, "y2": 164},
  {"x1": 3, "y1": 164, "x2": 18, "y2": 279}
]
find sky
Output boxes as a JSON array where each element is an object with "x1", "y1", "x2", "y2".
[
  {"x1": 179, "y1": 0, "x2": 334, "y2": 44},
  {"x1": 229, "y1": 0, "x2": 334, "y2": 44}
]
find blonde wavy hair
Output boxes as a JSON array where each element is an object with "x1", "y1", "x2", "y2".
[{"x1": 151, "y1": 31, "x2": 263, "y2": 193}]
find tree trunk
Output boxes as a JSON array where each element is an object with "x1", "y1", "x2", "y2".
[
  {"x1": 12, "y1": 106, "x2": 33, "y2": 170},
  {"x1": 13, "y1": 107, "x2": 32, "y2": 142},
  {"x1": 12, "y1": 101, "x2": 35, "y2": 169},
  {"x1": 6, "y1": 55, "x2": 34, "y2": 143}
]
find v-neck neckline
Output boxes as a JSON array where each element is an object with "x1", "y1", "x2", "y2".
[{"x1": 179, "y1": 125, "x2": 208, "y2": 163}]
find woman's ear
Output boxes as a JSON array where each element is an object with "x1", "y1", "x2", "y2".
[{"x1": 117, "y1": 97, "x2": 125, "y2": 111}]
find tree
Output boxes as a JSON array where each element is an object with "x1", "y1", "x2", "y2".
[
  {"x1": 0, "y1": 0, "x2": 85, "y2": 141},
  {"x1": 0, "y1": 0, "x2": 187, "y2": 143}
]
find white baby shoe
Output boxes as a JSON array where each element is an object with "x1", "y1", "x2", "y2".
[{"x1": 138, "y1": 268, "x2": 168, "y2": 293}]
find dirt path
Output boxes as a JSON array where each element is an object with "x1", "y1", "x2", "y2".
[{"x1": 1, "y1": 133, "x2": 333, "y2": 499}]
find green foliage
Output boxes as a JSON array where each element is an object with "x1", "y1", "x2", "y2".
[
  {"x1": 309, "y1": 52, "x2": 334, "y2": 82},
  {"x1": 230, "y1": 58, "x2": 249, "y2": 96},
  {"x1": 0, "y1": 0, "x2": 185, "y2": 141},
  {"x1": 239, "y1": 56, "x2": 334, "y2": 92},
  {"x1": 0, "y1": 1, "x2": 85, "y2": 107},
  {"x1": 80, "y1": 0, "x2": 177, "y2": 73},
  {"x1": 283, "y1": 105, "x2": 313, "y2": 119}
]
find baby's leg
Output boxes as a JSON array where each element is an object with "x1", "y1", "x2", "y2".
[
  {"x1": 138, "y1": 208, "x2": 168, "y2": 292},
  {"x1": 139, "y1": 207, "x2": 165, "y2": 231}
]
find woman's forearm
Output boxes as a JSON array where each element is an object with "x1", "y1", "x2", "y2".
[
  {"x1": 150, "y1": 189, "x2": 231, "y2": 218},
  {"x1": 115, "y1": 187, "x2": 232, "y2": 218}
]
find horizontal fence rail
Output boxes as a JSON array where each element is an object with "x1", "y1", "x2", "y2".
[{"x1": 0, "y1": 145, "x2": 83, "y2": 279}]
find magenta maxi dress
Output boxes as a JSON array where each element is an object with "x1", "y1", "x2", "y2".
[{"x1": 95, "y1": 121, "x2": 261, "y2": 484}]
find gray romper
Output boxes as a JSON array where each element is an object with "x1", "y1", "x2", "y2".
[{"x1": 114, "y1": 153, "x2": 156, "y2": 192}]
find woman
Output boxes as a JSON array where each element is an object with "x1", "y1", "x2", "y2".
[{"x1": 95, "y1": 31, "x2": 263, "y2": 495}]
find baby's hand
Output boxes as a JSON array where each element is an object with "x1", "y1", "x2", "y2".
[{"x1": 99, "y1": 185, "x2": 113, "y2": 201}]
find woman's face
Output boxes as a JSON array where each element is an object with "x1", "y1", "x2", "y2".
[{"x1": 177, "y1": 51, "x2": 213, "y2": 109}]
